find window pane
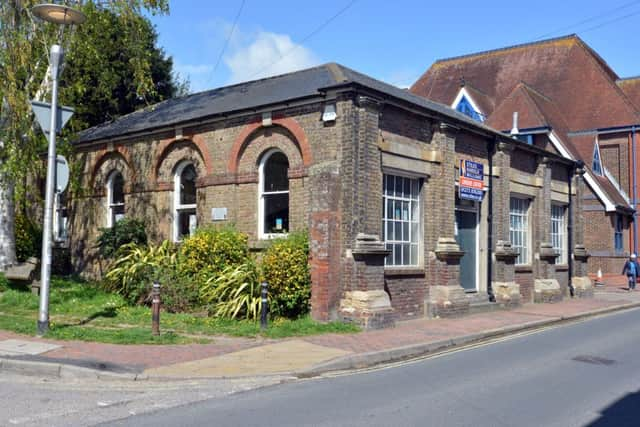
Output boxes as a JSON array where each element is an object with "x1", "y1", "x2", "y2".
[
  {"x1": 394, "y1": 244, "x2": 402, "y2": 265},
  {"x1": 264, "y1": 193, "x2": 289, "y2": 234},
  {"x1": 386, "y1": 175, "x2": 394, "y2": 196},
  {"x1": 403, "y1": 178, "x2": 410, "y2": 198},
  {"x1": 387, "y1": 220, "x2": 394, "y2": 241},
  {"x1": 264, "y1": 152, "x2": 289, "y2": 192},
  {"x1": 410, "y1": 244, "x2": 418, "y2": 265},
  {"x1": 386, "y1": 199, "x2": 393, "y2": 220},
  {"x1": 411, "y1": 179, "x2": 419, "y2": 199},
  {"x1": 112, "y1": 173, "x2": 124, "y2": 204},
  {"x1": 178, "y1": 209, "x2": 197, "y2": 239},
  {"x1": 403, "y1": 222, "x2": 409, "y2": 241},
  {"x1": 394, "y1": 221, "x2": 402, "y2": 241},
  {"x1": 180, "y1": 164, "x2": 197, "y2": 205}
]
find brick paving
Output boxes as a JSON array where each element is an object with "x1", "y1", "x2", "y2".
[{"x1": 1, "y1": 278, "x2": 639, "y2": 376}]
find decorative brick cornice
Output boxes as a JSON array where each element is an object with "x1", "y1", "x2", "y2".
[{"x1": 227, "y1": 115, "x2": 313, "y2": 175}]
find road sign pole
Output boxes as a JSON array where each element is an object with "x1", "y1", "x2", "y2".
[{"x1": 38, "y1": 44, "x2": 64, "y2": 336}]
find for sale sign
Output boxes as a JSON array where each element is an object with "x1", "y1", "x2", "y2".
[{"x1": 459, "y1": 159, "x2": 485, "y2": 201}]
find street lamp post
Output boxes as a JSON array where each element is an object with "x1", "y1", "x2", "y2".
[{"x1": 32, "y1": 2, "x2": 85, "y2": 336}]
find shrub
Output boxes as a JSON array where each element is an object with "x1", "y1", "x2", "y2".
[
  {"x1": 261, "y1": 231, "x2": 311, "y2": 318},
  {"x1": 104, "y1": 240, "x2": 176, "y2": 305},
  {"x1": 97, "y1": 218, "x2": 147, "y2": 258},
  {"x1": 200, "y1": 262, "x2": 261, "y2": 319},
  {"x1": 178, "y1": 226, "x2": 250, "y2": 281},
  {"x1": 0, "y1": 273, "x2": 8, "y2": 292},
  {"x1": 15, "y1": 214, "x2": 42, "y2": 262}
]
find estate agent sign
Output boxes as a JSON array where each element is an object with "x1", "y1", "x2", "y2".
[{"x1": 459, "y1": 159, "x2": 484, "y2": 201}]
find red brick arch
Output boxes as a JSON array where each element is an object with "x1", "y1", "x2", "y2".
[
  {"x1": 227, "y1": 116, "x2": 313, "y2": 175},
  {"x1": 153, "y1": 133, "x2": 213, "y2": 182},
  {"x1": 89, "y1": 145, "x2": 134, "y2": 189}
]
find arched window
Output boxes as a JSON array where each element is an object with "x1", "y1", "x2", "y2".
[
  {"x1": 106, "y1": 171, "x2": 125, "y2": 227},
  {"x1": 259, "y1": 150, "x2": 289, "y2": 238},
  {"x1": 174, "y1": 162, "x2": 197, "y2": 241}
]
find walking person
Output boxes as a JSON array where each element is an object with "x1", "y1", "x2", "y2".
[{"x1": 622, "y1": 253, "x2": 640, "y2": 291}]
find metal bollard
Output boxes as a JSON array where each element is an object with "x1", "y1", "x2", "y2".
[
  {"x1": 151, "y1": 282, "x2": 161, "y2": 336},
  {"x1": 260, "y1": 281, "x2": 268, "y2": 330}
]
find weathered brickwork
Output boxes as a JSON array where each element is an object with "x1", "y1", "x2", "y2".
[{"x1": 68, "y1": 85, "x2": 589, "y2": 327}]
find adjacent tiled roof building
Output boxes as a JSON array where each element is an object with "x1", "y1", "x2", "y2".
[{"x1": 411, "y1": 34, "x2": 640, "y2": 274}]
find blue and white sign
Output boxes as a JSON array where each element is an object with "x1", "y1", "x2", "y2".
[
  {"x1": 460, "y1": 159, "x2": 484, "y2": 181},
  {"x1": 459, "y1": 186, "x2": 483, "y2": 202}
]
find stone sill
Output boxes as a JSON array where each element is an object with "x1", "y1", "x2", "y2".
[
  {"x1": 515, "y1": 266, "x2": 533, "y2": 273},
  {"x1": 384, "y1": 268, "x2": 425, "y2": 277}
]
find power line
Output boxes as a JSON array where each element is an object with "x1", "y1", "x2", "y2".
[
  {"x1": 534, "y1": 0, "x2": 640, "y2": 40},
  {"x1": 579, "y1": 9, "x2": 640, "y2": 34},
  {"x1": 209, "y1": 0, "x2": 246, "y2": 84},
  {"x1": 245, "y1": 0, "x2": 358, "y2": 81}
]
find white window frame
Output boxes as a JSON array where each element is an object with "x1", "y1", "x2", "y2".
[
  {"x1": 551, "y1": 204, "x2": 567, "y2": 265},
  {"x1": 592, "y1": 141, "x2": 603, "y2": 176},
  {"x1": 106, "y1": 170, "x2": 125, "y2": 228},
  {"x1": 258, "y1": 149, "x2": 289, "y2": 239},
  {"x1": 53, "y1": 191, "x2": 68, "y2": 243},
  {"x1": 382, "y1": 173, "x2": 422, "y2": 267},
  {"x1": 510, "y1": 196, "x2": 531, "y2": 266},
  {"x1": 615, "y1": 214, "x2": 624, "y2": 253},
  {"x1": 173, "y1": 161, "x2": 197, "y2": 242}
]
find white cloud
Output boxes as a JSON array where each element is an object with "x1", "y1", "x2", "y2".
[
  {"x1": 174, "y1": 63, "x2": 214, "y2": 93},
  {"x1": 224, "y1": 31, "x2": 321, "y2": 84}
]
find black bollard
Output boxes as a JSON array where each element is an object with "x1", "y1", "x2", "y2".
[
  {"x1": 260, "y1": 281, "x2": 268, "y2": 330},
  {"x1": 151, "y1": 282, "x2": 161, "y2": 336}
]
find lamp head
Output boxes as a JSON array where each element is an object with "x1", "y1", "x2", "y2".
[{"x1": 32, "y1": 3, "x2": 86, "y2": 25}]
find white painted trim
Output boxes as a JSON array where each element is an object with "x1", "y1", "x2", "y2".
[
  {"x1": 258, "y1": 148, "x2": 290, "y2": 239},
  {"x1": 106, "y1": 170, "x2": 124, "y2": 228},
  {"x1": 451, "y1": 87, "x2": 485, "y2": 120},
  {"x1": 547, "y1": 131, "x2": 616, "y2": 212},
  {"x1": 173, "y1": 161, "x2": 197, "y2": 242}
]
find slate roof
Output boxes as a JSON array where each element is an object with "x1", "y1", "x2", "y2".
[
  {"x1": 410, "y1": 34, "x2": 636, "y2": 211},
  {"x1": 75, "y1": 63, "x2": 502, "y2": 144}
]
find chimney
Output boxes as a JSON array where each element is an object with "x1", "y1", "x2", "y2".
[{"x1": 510, "y1": 112, "x2": 519, "y2": 136}]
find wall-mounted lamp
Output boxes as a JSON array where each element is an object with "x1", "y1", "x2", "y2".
[{"x1": 322, "y1": 104, "x2": 337, "y2": 122}]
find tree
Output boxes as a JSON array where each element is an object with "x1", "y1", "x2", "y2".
[{"x1": 0, "y1": 0, "x2": 178, "y2": 270}]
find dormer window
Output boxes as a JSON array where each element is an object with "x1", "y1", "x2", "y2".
[
  {"x1": 452, "y1": 88, "x2": 485, "y2": 122},
  {"x1": 592, "y1": 142, "x2": 603, "y2": 175}
]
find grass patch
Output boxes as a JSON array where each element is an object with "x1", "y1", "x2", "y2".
[{"x1": 0, "y1": 276, "x2": 359, "y2": 344}]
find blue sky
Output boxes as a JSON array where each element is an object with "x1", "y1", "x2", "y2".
[{"x1": 150, "y1": 0, "x2": 640, "y2": 93}]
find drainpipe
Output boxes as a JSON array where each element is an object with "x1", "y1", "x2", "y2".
[
  {"x1": 486, "y1": 138, "x2": 496, "y2": 302},
  {"x1": 567, "y1": 161, "x2": 581, "y2": 298},
  {"x1": 633, "y1": 126, "x2": 638, "y2": 255}
]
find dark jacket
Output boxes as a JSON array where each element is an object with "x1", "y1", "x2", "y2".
[{"x1": 622, "y1": 260, "x2": 640, "y2": 276}]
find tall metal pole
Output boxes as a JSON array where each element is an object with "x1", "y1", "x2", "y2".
[{"x1": 37, "y1": 44, "x2": 64, "y2": 336}]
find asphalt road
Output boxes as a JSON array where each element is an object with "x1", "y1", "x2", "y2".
[{"x1": 102, "y1": 307, "x2": 640, "y2": 427}]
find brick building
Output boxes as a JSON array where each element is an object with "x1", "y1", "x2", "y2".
[
  {"x1": 410, "y1": 34, "x2": 640, "y2": 275},
  {"x1": 68, "y1": 63, "x2": 591, "y2": 328}
]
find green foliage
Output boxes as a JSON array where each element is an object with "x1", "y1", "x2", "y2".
[
  {"x1": 97, "y1": 218, "x2": 148, "y2": 258},
  {"x1": 0, "y1": 273, "x2": 7, "y2": 292},
  {"x1": 0, "y1": 1, "x2": 172, "y2": 204},
  {"x1": 262, "y1": 232, "x2": 311, "y2": 318},
  {"x1": 14, "y1": 214, "x2": 41, "y2": 262},
  {"x1": 200, "y1": 263, "x2": 261, "y2": 320},
  {"x1": 61, "y1": 2, "x2": 187, "y2": 134},
  {"x1": 103, "y1": 240, "x2": 175, "y2": 304},
  {"x1": 178, "y1": 226, "x2": 251, "y2": 281}
]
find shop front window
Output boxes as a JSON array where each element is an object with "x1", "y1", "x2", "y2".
[
  {"x1": 382, "y1": 174, "x2": 421, "y2": 267},
  {"x1": 510, "y1": 197, "x2": 531, "y2": 265}
]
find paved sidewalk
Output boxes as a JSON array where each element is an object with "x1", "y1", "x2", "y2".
[{"x1": 1, "y1": 278, "x2": 639, "y2": 380}]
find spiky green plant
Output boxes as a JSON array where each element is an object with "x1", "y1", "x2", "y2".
[{"x1": 200, "y1": 262, "x2": 261, "y2": 320}]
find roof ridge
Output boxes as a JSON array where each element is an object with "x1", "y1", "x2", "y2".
[
  {"x1": 433, "y1": 34, "x2": 579, "y2": 64},
  {"x1": 510, "y1": 83, "x2": 548, "y2": 127},
  {"x1": 618, "y1": 76, "x2": 640, "y2": 83},
  {"x1": 516, "y1": 81, "x2": 554, "y2": 103}
]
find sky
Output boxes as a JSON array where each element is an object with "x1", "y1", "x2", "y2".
[{"x1": 150, "y1": 0, "x2": 640, "y2": 94}]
